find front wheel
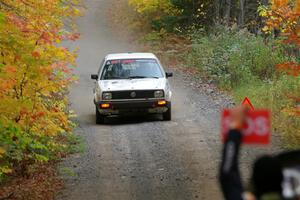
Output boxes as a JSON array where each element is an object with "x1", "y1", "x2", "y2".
[
  {"x1": 96, "y1": 107, "x2": 105, "y2": 124},
  {"x1": 163, "y1": 103, "x2": 171, "y2": 121}
]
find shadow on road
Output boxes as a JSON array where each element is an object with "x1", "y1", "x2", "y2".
[
  {"x1": 79, "y1": 113, "x2": 163, "y2": 126},
  {"x1": 104, "y1": 114, "x2": 162, "y2": 126}
]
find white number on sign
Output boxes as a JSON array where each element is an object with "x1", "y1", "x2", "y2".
[{"x1": 223, "y1": 116, "x2": 269, "y2": 136}]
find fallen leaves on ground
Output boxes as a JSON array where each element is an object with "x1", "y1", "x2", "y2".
[{"x1": 0, "y1": 163, "x2": 63, "y2": 200}]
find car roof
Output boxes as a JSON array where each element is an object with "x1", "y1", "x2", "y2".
[{"x1": 105, "y1": 53, "x2": 157, "y2": 60}]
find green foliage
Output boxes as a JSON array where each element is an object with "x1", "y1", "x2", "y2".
[
  {"x1": 186, "y1": 26, "x2": 287, "y2": 89},
  {"x1": 185, "y1": 25, "x2": 300, "y2": 147},
  {"x1": 0, "y1": 122, "x2": 84, "y2": 181},
  {"x1": 62, "y1": 132, "x2": 85, "y2": 155},
  {"x1": 128, "y1": 0, "x2": 175, "y2": 14},
  {"x1": 59, "y1": 167, "x2": 76, "y2": 177},
  {"x1": 127, "y1": 0, "x2": 260, "y2": 33},
  {"x1": 0, "y1": 12, "x2": 5, "y2": 25},
  {"x1": 170, "y1": 0, "x2": 212, "y2": 28},
  {"x1": 233, "y1": 76, "x2": 300, "y2": 148},
  {"x1": 0, "y1": 124, "x2": 46, "y2": 180},
  {"x1": 151, "y1": 15, "x2": 179, "y2": 32}
]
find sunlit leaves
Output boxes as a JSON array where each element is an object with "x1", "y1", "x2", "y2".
[
  {"x1": 0, "y1": 0, "x2": 82, "y2": 179},
  {"x1": 128, "y1": 0, "x2": 177, "y2": 14},
  {"x1": 272, "y1": 0, "x2": 289, "y2": 8},
  {"x1": 260, "y1": 0, "x2": 300, "y2": 117}
]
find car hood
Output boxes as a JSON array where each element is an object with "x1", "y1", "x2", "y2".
[{"x1": 99, "y1": 78, "x2": 166, "y2": 91}]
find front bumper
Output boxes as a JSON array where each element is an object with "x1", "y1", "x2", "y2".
[{"x1": 95, "y1": 100, "x2": 170, "y2": 116}]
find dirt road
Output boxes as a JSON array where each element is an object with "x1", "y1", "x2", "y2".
[{"x1": 56, "y1": 0, "x2": 279, "y2": 199}]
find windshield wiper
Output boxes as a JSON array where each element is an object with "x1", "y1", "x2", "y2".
[
  {"x1": 128, "y1": 76, "x2": 159, "y2": 79},
  {"x1": 147, "y1": 76, "x2": 159, "y2": 79},
  {"x1": 128, "y1": 76, "x2": 147, "y2": 79}
]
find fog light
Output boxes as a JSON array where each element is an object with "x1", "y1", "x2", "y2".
[
  {"x1": 157, "y1": 100, "x2": 167, "y2": 106},
  {"x1": 100, "y1": 103, "x2": 110, "y2": 109}
]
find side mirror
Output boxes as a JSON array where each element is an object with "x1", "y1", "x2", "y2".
[
  {"x1": 91, "y1": 74, "x2": 98, "y2": 80},
  {"x1": 166, "y1": 72, "x2": 173, "y2": 78}
]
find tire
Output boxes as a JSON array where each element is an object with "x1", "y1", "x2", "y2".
[
  {"x1": 96, "y1": 107, "x2": 105, "y2": 124},
  {"x1": 163, "y1": 103, "x2": 171, "y2": 121}
]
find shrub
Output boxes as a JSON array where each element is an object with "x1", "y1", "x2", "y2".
[
  {"x1": 0, "y1": 123, "x2": 82, "y2": 181},
  {"x1": 186, "y1": 26, "x2": 287, "y2": 89},
  {"x1": 185, "y1": 25, "x2": 300, "y2": 147}
]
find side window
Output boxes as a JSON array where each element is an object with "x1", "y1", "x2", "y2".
[{"x1": 97, "y1": 59, "x2": 105, "y2": 75}]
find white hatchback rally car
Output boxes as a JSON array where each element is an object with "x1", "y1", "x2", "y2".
[{"x1": 91, "y1": 53, "x2": 173, "y2": 124}]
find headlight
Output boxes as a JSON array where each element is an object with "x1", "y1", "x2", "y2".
[
  {"x1": 154, "y1": 90, "x2": 164, "y2": 98},
  {"x1": 102, "y1": 92, "x2": 112, "y2": 100}
]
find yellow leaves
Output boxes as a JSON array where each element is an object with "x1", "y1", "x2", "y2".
[
  {"x1": 0, "y1": 0, "x2": 80, "y2": 141},
  {"x1": 262, "y1": 26, "x2": 271, "y2": 33},
  {"x1": 296, "y1": 28, "x2": 300, "y2": 37},
  {"x1": 261, "y1": 0, "x2": 300, "y2": 39},
  {"x1": 0, "y1": 149, "x2": 12, "y2": 175},
  {"x1": 56, "y1": 38, "x2": 61, "y2": 44},
  {"x1": 0, "y1": 147, "x2": 5, "y2": 157},
  {"x1": 128, "y1": 0, "x2": 178, "y2": 15},
  {"x1": 73, "y1": 8, "x2": 82, "y2": 16},
  {"x1": 1, "y1": 166, "x2": 13, "y2": 174},
  {"x1": 56, "y1": 49, "x2": 67, "y2": 60},
  {"x1": 259, "y1": 9, "x2": 268, "y2": 17}
]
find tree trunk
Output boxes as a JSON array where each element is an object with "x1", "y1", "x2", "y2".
[
  {"x1": 215, "y1": 0, "x2": 220, "y2": 21},
  {"x1": 239, "y1": 0, "x2": 245, "y2": 26},
  {"x1": 224, "y1": 0, "x2": 231, "y2": 25}
]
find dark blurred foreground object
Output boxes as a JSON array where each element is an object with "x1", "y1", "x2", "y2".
[
  {"x1": 219, "y1": 107, "x2": 300, "y2": 200},
  {"x1": 251, "y1": 156, "x2": 283, "y2": 199},
  {"x1": 277, "y1": 150, "x2": 300, "y2": 199},
  {"x1": 219, "y1": 129, "x2": 244, "y2": 200}
]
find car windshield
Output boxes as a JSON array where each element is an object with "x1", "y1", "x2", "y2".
[{"x1": 101, "y1": 59, "x2": 164, "y2": 80}]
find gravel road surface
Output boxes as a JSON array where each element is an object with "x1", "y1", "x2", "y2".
[{"x1": 56, "y1": 0, "x2": 280, "y2": 199}]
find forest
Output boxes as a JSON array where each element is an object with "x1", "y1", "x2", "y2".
[{"x1": 125, "y1": 0, "x2": 300, "y2": 145}]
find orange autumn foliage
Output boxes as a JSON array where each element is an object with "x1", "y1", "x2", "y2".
[
  {"x1": 260, "y1": 0, "x2": 300, "y2": 117},
  {"x1": 0, "y1": 0, "x2": 82, "y2": 178}
]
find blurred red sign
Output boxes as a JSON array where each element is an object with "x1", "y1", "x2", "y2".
[{"x1": 221, "y1": 109, "x2": 271, "y2": 144}]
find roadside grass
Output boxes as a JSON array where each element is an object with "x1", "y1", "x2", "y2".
[
  {"x1": 59, "y1": 167, "x2": 76, "y2": 177},
  {"x1": 234, "y1": 77, "x2": 300, "y2": 148},
  {"x1": 186, "y1": 27, "x2": 300, "y2": 148},
  {"x1": 60, "y1": 132, "x2": 85, "y2": 155},
  {"x1": 109, "y1": 0, "x2": 300, "y2": 148}
]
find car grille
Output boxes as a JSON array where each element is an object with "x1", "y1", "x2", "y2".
[{"x1": 111, "y1": 90, "x2": 156, "y2": 100}]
